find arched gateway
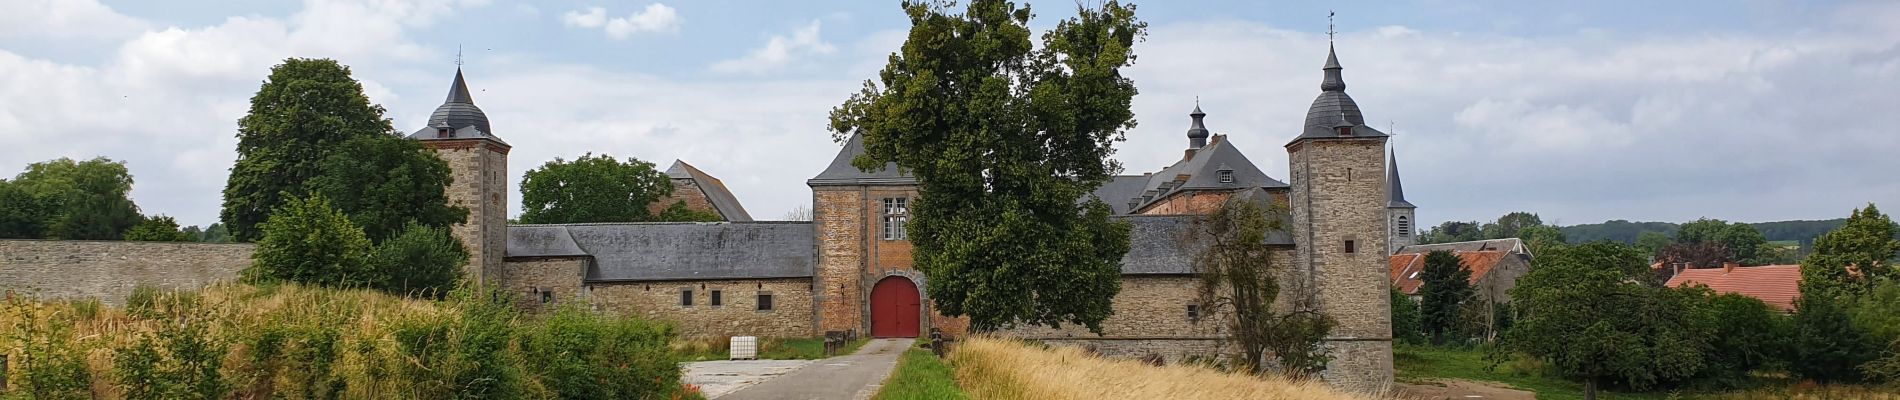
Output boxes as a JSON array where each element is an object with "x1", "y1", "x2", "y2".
[{"x1": 869, "y1": 276, "x2": 921, "y2": 338}]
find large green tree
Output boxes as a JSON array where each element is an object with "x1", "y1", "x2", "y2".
[
  {"x1": 1503, "y1": 241, "x2": 1712, "y2": 399},
  {"x1": 8, "y1": 157, "x2": 142, "y2": 240},
  {"x1": 518, "y1": 153, "x2": 673, "y2": 224},
  {"x1": 1675, "y1": 218, "x2": 1769, "y2": 265},
  {"x1": 1483, "y1": 211, "x2": 1545, "y2": 239},
  {"x1": 1422, "y1": 220, "x2": 1481, "y2": 244},
  {"x1": 1418, "y1": 250, "x2": 1473, "y2": 344},
  {"x1": 306, "y1": 135, "x2": 466, "y2": 241},
  {"x1": 1801, "y1": 204, "x2": 1897, "y2": 293},
  {"x1": 0, "y1": 178, "x2": 50, "y2": 238},
  {"x1": 1789, "y1": 204, "x2": 1896, "y2": 383},
  {"x1": 1518, "y1": 225, "x2": 1568, "y2": 255},
  {"x1": 222, "y1": 58, "x2": 451, "y2": 242},
  {"x1": 827, "y1": 0, "x2": 1142, "y2": 332},
  {"x1": 242, "y1": 195, "x2": 377, "y2": 288}
]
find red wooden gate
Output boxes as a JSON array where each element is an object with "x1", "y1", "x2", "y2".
[{"x1": 870, "y1": 276, "x2": 921, "y2": 338}]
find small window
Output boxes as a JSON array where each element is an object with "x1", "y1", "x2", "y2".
[
  {"x1": 1186, "y1": 304, "x2": 1201, "y2": 322},
  {"x1": 1344, "y1": 240, "x2": 1357, "y2": 254},
  {"x1": 1218, "y1": 170, "x2": 1234, "y2": 184},
  {"x1": 882, "y1": 197, "x2": 910, "y2": 241},
  {"x1": 539, "y1": 290, "x2": 554, "y2": 304},
  {"x1": 757, "y1": 292, "x2": 775, "y2": 311},
  {"x1": 680, "y1": 289, "x2": 694, "y2": 307},
  {"x1": 710, "y1": 290, "x2": 723, "y2": 307}
]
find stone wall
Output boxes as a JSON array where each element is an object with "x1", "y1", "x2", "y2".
[
  {"x1": 425, "y1": 139, "x2": 509, "y2": 286},
  {"x1": 590, "y1": 278, "x2": 814, "y2": 338},
  {"x1": 1287, "y1": 137, "x2": 1394, "y2": 392},
  {"x1": 0, "y1": 240, "x2": 253, "y2": 306},
  {"x1": 649, "y1": 178, "x2": 720, "y2": 218},
  {"x1": 501, "y1": 257, "x2": 588, "y2": 310},
  {"x1": 812, "y1": 188, "x2": 865, "y2": 333}
]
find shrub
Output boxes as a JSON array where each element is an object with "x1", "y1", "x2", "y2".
[
  {"x1": 1695, "y1": 293, "x2": 1789, "y2": 387},
  {"x1": 517, "y1": 303, "x2": 683, "y2": 399},
  {"x1": 370, "y1": 223, "x2": 467, "y2": 298},
  {"x1": 1791, "y1": 290, "x2": 1878, "y2": 383},
  {"x1": 5, "y1": 301, "x2": 93, "y2": 399},
  {"x1": 124, "y1": 214, "x2": 193, "y2": 242},
  {"x1": 244, "y1": 195, "x2": 378, "y2": 288}
]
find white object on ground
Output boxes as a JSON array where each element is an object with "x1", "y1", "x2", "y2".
[{"x1": 729, "y1": 336, "x2": 758, "y2": 360}]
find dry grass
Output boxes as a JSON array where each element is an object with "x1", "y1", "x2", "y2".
[{"x1": 947, "y1": 336, "x2": 1377, "y2": 400}]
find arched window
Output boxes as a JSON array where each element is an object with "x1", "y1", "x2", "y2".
[{"x1": 1397, "y1": 215, "x2": 1411, "y2": 236}]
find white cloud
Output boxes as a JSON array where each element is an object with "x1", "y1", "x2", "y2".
[
  {"x1": 563, "y1": 4, "x2": 680, "y2": 39},
  {"x1": 711, "y1": 20, "x2": 836, "y2": 74},
  {"x1": 0, "y1": 0, "x2": 149, "y2": 41}
]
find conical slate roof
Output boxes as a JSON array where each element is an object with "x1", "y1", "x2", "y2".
[
  {"x1": 1290, "y1": 45, "x2": 1387, "y2": 144},
  {"x1": 410, "y1": 68, "x2": 503, "y2": 143},
  {"x1": 1387, "y1": 149, "x2": 1415, "y2": 209}
]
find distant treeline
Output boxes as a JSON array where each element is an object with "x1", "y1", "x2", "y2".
[{"x1": 1560, "y1": 218, "x2": 1852, "y2": 246}]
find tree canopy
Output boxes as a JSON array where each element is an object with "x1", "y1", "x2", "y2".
[
  {"x1": 124, "y1": 215, "x2": 192, "y2": 242},
  {"x1": 1, "y1": 157, "x2": 142, "y2": 240},
  {"x1": 1193, "y1": 199, "x2": 1332, "y2": 376},
  {"x1": 827, "y1": 0, "x2": 1143, "y2": 332},
  {"x1": 221, "y1": 58, "x2": 461, "y2": 244},
  {"x1": 1417, "y1": 250, "x2": 1472, "y2": 345},
  {"x1": 518, "y1": 153, "x2": 674, "y2": 224},
  {"x1": 1503, "y1": 241, "x2": 1712, "y2": 399}
]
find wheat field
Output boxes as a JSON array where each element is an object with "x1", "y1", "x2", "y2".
[{"x1": 947, "y1": 336, "x2": 1378, "y2": 400}]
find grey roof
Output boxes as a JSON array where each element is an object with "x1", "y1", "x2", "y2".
[
  {"x1": 1123, "y1": 134, "x2": 1288, "y2": 213},
  {"x1": 1387, "y1": 149, "x2": 1415, "y2": 209},
  {"x1": 808, "y1": 134, "x2": 915, "y2": 186},
  {"x1": 1290, "y1": 45, "x2": 1388, "y2": 145},
  {"x1": 1091, "y1": 175, "x2": 1152, "y2": 215},
  {"x1": 666, "y1": 160, "x2": 754, "y2": 221},
  {"x1": 1396, "y1": 238, "x2": 1529, "y2": 257},
  {"x1": 1186, "y1": 104, "x2": 1209, "y2": 148},
  {"x1": 1117, "y1": 214, "x2": 1293, "y2": 275},
  {"x1": 410, "y1": 68, "x2": 505, "y2": 144},
  {"x1": 507, "y1": 222, "x2": 813, "y2": 281}
]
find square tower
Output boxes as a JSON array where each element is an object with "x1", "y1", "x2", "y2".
[
  {"x1": 1285, "y1": 45, "x2": 1394, "y2": 392},
  {"x1": 410, "y1": 68, "x2": 511, "y2": 285}
]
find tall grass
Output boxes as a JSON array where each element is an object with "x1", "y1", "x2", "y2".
[
  {"x1": 0, "y1": 283, "x2": 700, "y2": 399},
  {"x1": 948, "y1": 336, "x2": 1373, "y2": 400}
]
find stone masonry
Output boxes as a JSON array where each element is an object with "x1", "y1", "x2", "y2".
[
  {"x1": 1288, "y1": 138, "x2": 1394, "y2": 391},
  {"x1": 812, "y1": 188, "x2": 866, "y2": 334},
  {"x1": 424, "y1": 140, "x2": 510, "y2": 285},
  {"x1": 590, "y1": 278, "x2": 814, "y2": 338},
  {"x1": 0, "y1": 240, "x2": 253, "y2": 306}
]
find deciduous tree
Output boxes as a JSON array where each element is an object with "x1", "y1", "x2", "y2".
[
  {"x1": 222, "y1": 58, "x2": 395, "y2": 242},
  {"x1": 827, "y1": 0, "x2": 1143, "y2": 332},
  {"x1": 1483, "y1": 211, "x2": 1544, "y2": 239},
  {"x1": 1418, "y1": 250, "x2": 1472, "y2": 345},
  {"x1": 1192, "y1": 199, "x2": 1334, "y2": 376},
  {"x1": 124, "y1": 215, "x2": 192, "y2": 242},
  {"x1": 306, "y1": 134, "x2": 466, "y2": 242},
  {"x1": 518, "y1": 153, "x2": 673, "y2": 224},
  {"x1": 243, "y1": 195, "x2": 377, "y2": 288},
  {"x1": 371, "y1": 223, "x2": 467, "y2": 298},
  {"x1": 9, "y1": 157, "x2": 142, "y2": 240}
]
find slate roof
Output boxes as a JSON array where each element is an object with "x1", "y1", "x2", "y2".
[
  {"x1": 1666, "y1": 265, "x2": 1802, "y2": 312},
  {"x1": 1396, "y1": 238, "x2": 1529, "y2": 257},
  {"x1": 1387, "y1": 149, "x2": 1415, "y2": 209},
  {"x1": 506, "y1": 222, "x2": 813, "y2": 281},
  {"x1": 1289, "y1": 45, "x2": 1388, "y2": 145},
  {"x1": 1118, "y1": 133, "x2": 1288, "y2": 213},
  {"x1": 1388, "y1": 250, "x2": 1515, "y2": 295},
  {"x1": 1116, "y1": 214, "x2": 1294, "y2": 275},
  {"x1": 1091, "y1": 175, "x2": 1152, "y2": 215},
  {"x1": 409, "y1": 68, "x2": 507, "y2": 144},
  {"x1": 666, "y1": 160, "x2": 753, "y2": 221},
  {"x1": 808, "y1": 134, "x2": 914, "y2": 186}
]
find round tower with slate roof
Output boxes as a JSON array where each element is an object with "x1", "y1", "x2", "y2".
[
  {"x1": 1284, "y1": 44, "x2": 1394, "y2": 392},
  {"x1": 410, "y1": 68, "x2": 511, "y2": 285}
]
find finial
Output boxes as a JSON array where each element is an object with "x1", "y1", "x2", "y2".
[
  {"x1": 455, "y1": 44, "x2": 464, "y2": 67},
  {"x1": 1327, "y1": 10, "x2": 1336, "y2": 43}
]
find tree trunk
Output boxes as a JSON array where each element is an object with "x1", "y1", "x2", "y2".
[{"x1": 1584, "y1": 375, "x2": 1598, "y2": 400}]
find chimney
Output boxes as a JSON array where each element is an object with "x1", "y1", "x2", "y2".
[
  {"x1": 1183, "y1": 148, "x2": 1197, "y2": 161},
  {"x1": 1723, "y1": 262, "x2": 1740, "y2": 274}
]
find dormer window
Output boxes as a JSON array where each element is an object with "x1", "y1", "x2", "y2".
[
  {"x1": 1337, "y1": 126, "x2": 1352, "y2": 136},
  {"x1": 437, "y1": 127, "x2": 450, "y2": 138},
  {"x1": 1217, "y1": 166, "x2": 1235, "y2": 184}
]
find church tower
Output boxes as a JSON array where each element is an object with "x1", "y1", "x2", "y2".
[
  {"x1": 1387, "y1": 148, "x2": 1417, "y2": 254},
  {"x1": 1284, "y1": 44, "x2": 1394, "y2": 392},
  {"x1": 410, "y1": 68, "x2": 511, "y2": 285}
]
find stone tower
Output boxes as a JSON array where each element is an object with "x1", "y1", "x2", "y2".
[
  {"x1": 410, "y1": 68, "x2": 511, "y2": 285},
  {"x1": 1387, "y1": 148, "x2": 1417, "y2": 254},
  {"x1": 1284, "y1": 44, "x2": 1394, "y2": 392}
]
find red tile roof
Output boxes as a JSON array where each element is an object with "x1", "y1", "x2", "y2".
[
  {"x1": 1664, "y1": 265, "x2": 1802, "y2": 312},
  {"x1": 1388, "y1": 250, "x2": 1512, "y2": 295}
]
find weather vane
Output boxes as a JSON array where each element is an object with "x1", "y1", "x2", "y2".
[
  {"x1": 1327, "y1": 10, "x2": 1336, "y2": 42},
  {"x1": 455, "y1": 44, "x2": 464, "y2": 67}
]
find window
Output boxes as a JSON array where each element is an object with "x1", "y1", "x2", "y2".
[
  {"x1": 1218, "y1": 170, "x2": 1234, "y2": 183},
  {"x1": 539, "y1": 290, "x2": 554, "y2": 304},
  {"x1": 1396, "y1": 216, "x2": 1410, "y2": 236},
  {"x1": 882, "y1": 197, "x2": 909, "y2": 241},
  {"x1": 680, "y1": 289, "x2": 694, "y2": 307},
  {"x1": 757, "y1": 292, "x2": 775, "y2": 311},
  {"x1": 710, "y1": 290, "x2": 723, "y2": 307},
  {"x1": 1344, "y1": 240, "x2": 1357, "y2": 254},
  {"x1": 1187, "y1": 304, "x2": 1201, "y2": 322}
]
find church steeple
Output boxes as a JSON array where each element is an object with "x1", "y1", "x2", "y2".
[{"x1": 1387, "y1": 147, "x2": 1415, "y2": 209}]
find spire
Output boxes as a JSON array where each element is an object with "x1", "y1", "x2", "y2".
[
  {"x1": 1320, "y1": 44, "x2": 1346, "y2": 92},
  {"x1": 1387, "y1": 147, "x2": 1415, "y2": 209},
  {"x1": 446, "y1": 68, "x2": 475, "y2": 104},
  {"x1": 1187, "y1": 101, "x2": 1209, "y2": 149}
]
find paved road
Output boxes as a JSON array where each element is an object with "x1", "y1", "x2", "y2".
[
  {"x1": 684, "y1": 359, "x2": 815, "y2": 398},
  {"x1": 716, "y1": 338, "x2": 912, "y2": 400}
]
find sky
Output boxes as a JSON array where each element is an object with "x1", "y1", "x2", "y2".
[{"x1": 2, "y1": 0, "x2": 1897, "y2": 229}]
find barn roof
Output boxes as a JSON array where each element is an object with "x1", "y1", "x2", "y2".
[{"x1": 1665, "y1": 265, "x2": 1802, "y2": 312}]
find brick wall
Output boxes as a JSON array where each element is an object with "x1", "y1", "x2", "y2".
[
  {"x1": 1287, "y1": 138, "x2": 1394, "y2": 392},
  {"x1": 590, "y1": 278, "x2": 814, "y2": 338},
  {"x1": 0, "y1": 240, "x2": 252, "y2": 306},
  {"x1": 649, "y1": 178, "x2": 720, "y2": 218},
  {"x1": 813, "y1": 188, "x2": 865, "y2": 333}
]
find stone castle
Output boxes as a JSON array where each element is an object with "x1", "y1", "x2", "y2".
[
  {"x1": 0, "y1": 44, "x2": 1413, "y2": 392},
  {"x1": 422, "y1": 44, "x2": 1410, "y2": 391}
]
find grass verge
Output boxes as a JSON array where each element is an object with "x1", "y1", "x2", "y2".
[
  {"x1": 873, "y1": 345, "x2": 970, "y2": 400},
  {"x1": 1394, "y1": 344, "x2": 1900, "y2": 400},
  {"x1": 673, "y1": 337, "x2": 870, "y2": 361},
  {"x1": 949, "y1": 336, "x2": 1364, "y2": 399}
]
